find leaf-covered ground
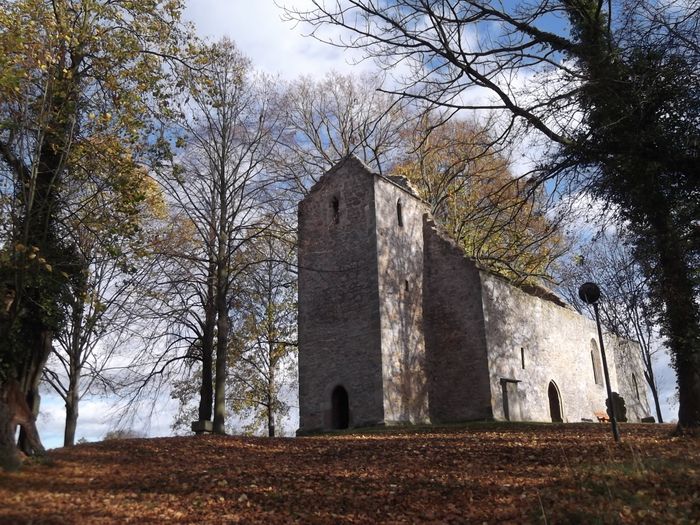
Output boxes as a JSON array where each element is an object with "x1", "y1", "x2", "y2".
[{"x1": 1, "y1": 423, "x2": 698, "y2": 524}]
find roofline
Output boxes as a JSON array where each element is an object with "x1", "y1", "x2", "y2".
[{"x1": 309, "y1": 154, "x2": 426, "y2": 203}]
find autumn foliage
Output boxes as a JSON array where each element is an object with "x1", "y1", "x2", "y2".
[
  {"x1": 1, "y1": 423, "x2": 697, "y2": 524},
  {"x1": 391, "y1": 118, "x2": 566, "y2": 284}
]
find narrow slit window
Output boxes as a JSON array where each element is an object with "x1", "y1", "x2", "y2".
[
  {"x1": 331, "y1": 196, "x2": 339, "y2": 224},
  {"x1": 591, "y1": 339, "x2": 603, "y2": 386},
  {"x1": 397, "y1": 199, "x2": 403, "y2": 227},
  {"x1": 404, "y1": 280, "x2": 409, "y2": 292},
  {"x1": 632, "y1": 373, "x2": 640, "y2": 400},
  {"x1": 520, "y1": 347, "x2": 525, "y2": 369}
]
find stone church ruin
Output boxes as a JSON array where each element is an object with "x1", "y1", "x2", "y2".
[{"x1": 297, "y1": 156, "x2": 651, "y2": 433}]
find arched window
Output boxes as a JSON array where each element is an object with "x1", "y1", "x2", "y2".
[
  {"x1": 396, "y1": 198, "x2": 403, "y2": 227},
  {"x1": 331, "y1": 196, "x2": 339, "y2": 224},
  {"x1": 591, "y1": 339, "x2": 603, "y2": 386},
  {"x1": 548, "y1": 381, "x2": 563, "y2": 422}
]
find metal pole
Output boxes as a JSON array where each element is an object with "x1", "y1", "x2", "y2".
[{"x1": 593, "y1": 302, "x2": 620, "y2": 442}]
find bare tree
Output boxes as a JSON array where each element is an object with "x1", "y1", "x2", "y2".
[
  {"x1": 227, "y1": 226, "x2": 297, "y2": 437},
  {"x1": 42, "y1": 243, "x2": 156, "y2": 446},
  {"x1": 274, "y1": 71, "x2": 410, "y2": 196},
  {"x1": 153, "y1": 39, "x2": 286, "y2": 434},
  {"x1": 558, "y1": 226, "x2": 665, "y2": 423}
]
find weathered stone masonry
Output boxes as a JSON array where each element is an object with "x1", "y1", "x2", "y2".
[{"x1": 297, "y1": 156, "x2": 651, "y2": 433}]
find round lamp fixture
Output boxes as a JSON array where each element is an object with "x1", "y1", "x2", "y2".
[{"x1": 578, "y1": 282, "x2": 601, "y2": 305}]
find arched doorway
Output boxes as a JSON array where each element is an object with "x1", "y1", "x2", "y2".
[
  {"x1": 548, "y1": 381, "x2": 563, "y2": 422},
  {"x1": 331, "y1": 385, "x2": 349, "y2": 429}
]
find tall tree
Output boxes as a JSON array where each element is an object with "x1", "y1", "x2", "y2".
[
  {"x1": 170, "y1": 226, "x2": 298, "y2": 438},
  {"x1": 391, "y1": 115, "x2": 567, "y2": 283},
  {"x1": 43, "y1": 169, "x2": 166, "y2": 446},
  {"x1": 227, "y1": 228, "x2": 297, "y2": 437},
  {"x1": 283, "y1": 0, "x2": 700, "y2": 428},
  {"x1": 156, "y1": 39, "x2": 285, "y2": 434},
  {"x1": 559, "y1": 1, "x2": 699, "y2": 429},
  {"x1": 0, "y1": 0, "x2": 191, "y2": 462}
]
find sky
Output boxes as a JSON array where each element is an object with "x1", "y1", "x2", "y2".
[
  {"x1": 36, "y1": 1, "x2": 678, "y2": 449},
  {"x1": 183, "y1": 1, "x2": 370, "y2": 78}
]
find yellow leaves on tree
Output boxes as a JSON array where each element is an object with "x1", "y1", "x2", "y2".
[
  {"x1": 391, "y1": 117, "x2": 567, "y2": 283},
  {"x1": 0, "y1": 0, "x2": 190, "y2": 267},
  {"x1": 0, "y1": 1, "x2": 191, "y2": 416}
]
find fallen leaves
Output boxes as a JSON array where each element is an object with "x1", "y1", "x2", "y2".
[{"x1": 0, "y1": 423, "x2": 698, "y2": 524}]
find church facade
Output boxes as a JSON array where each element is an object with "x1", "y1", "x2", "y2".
[{"x1": 297, "y1": 156, "x2": 651, "y2": 433}]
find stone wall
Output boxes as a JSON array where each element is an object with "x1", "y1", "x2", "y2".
[
  {"x1": 374, "y1": 177, "x2": 430, "y2": 424},
  {"x1": 610, "y1": 339, "x2": 652, "y2": 421},
  {"x1": 479, "y1": 272, "x2": 651, "y2": 422},
  {"x1": 422, "y1": 219, "x2": 493, "y2": 422},
  {"x1": 297, "y1": 157, "x2": 385, "y2": 433}
]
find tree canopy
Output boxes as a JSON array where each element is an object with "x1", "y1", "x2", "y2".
[
  {"x1": 0, "y1": 0, "x2": 193, "y2": 460},
  {"x1": 391, "y1": 115, "x2": 566, "y2": 282}
]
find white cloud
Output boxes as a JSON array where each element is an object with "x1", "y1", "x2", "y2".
[
  {"x1": 37, "y1": 390, "x2": 181, "y2": 450},
  {"x1": 184, "y1": 1, "x2": 371, "y2": 78}
]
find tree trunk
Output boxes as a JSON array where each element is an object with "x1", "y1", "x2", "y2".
[
  {"x1": 0, "y1": 385, "x2": 21, "y2": 471},
  {"x1": 212, "y1": 140, "x2": 229, "y2": 435},
  {"x1": 267, "y1": 344, "x2": 275, "y2": 437},
  {"x1": 213, "y1": 261, "x2": 228, "y2": 435},
  {"x1": 642, "y1": 345, "x2": 664, "y2": 424},
  {"x1": 0, "y1": 291, "x2": 21, "y2": 469},
  {"x1": 647, "y1": 374, "x2": 664, "y2": 424},
  {"x1": 213, "y1": 300, "x2": 228, "y2": 434},
  {"x1": 17, "y1": 328, "x2": 51, "y2": 455},
  {"x1": 673, "y1": 332, "x2": 700, "y2": 429},
  {"x1": 649, "y1": 211, "x2": 700, "y2": 429},
  {"x1": 198, "y1": 329, "x2": 214, "y2": 423},
  {"x1": 64, "y1": 396, "x2": 78, "y2": 447},
  {"x1": 198, "y1": 269, "x2": 216, "y2": 423},
  {"x1": 267, "y1": 403, "x2": 275, "y2": 438},
  {"x1": 63, "y1": 364, "x2": 81, "y2": 447},
  {"x1": 63, "y1": 287, "x2": 85, "y2": 447}
]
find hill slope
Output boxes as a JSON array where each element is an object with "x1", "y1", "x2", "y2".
[{"x1": 0, "y1": 423, "x2": 697, "y2": 524}]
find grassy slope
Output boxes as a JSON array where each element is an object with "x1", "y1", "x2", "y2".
[{"x1": 0, "y1": 423, "x2": 698, "y2": 524}]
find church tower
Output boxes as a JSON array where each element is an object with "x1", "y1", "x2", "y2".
[{"x1": 296, "y1": 156, "x2": 430, "y2": 433}]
